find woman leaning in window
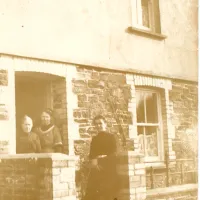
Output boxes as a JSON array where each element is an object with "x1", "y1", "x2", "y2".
[
  {"x1": 17, "y1": 115, "x2": 41, "y2": 153},
  {"x1": 33, "y1": 108, "x2": 63, "y2": 153}
]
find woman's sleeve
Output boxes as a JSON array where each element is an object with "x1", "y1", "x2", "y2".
[
  {"x1": 109, "y1": 134, "x2": 117, "y2": 155},
  {"x1": 89, "y1": 137, "x2": 97, "y2": 160},
  {"x1": 53, "y1": 126, "x2": 63, "y2": 146},
  {"x1": 29, "y1": 133, "x2": 41, "y2": 153},
  {"x1": 35, "y1": 135, "x2": 42, "y2": 153}
]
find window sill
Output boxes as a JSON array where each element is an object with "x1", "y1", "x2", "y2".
[
  {"x1": 126, "y1": 26, "x2": 167, "y2": 41},
  {"x1": 145, "y1": 162, "x2": 166, "y2": 169},
  {"x1": 147, "y1": 184, "x2": 198, "y2": 197}
]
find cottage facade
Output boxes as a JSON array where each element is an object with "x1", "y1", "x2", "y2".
[{"x1": 0, "y1": 0, "x2": 198, "y2": 199}]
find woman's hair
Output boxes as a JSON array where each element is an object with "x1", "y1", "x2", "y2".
[
  {"x1": 42, "y1": 108, "x2": 53, "y2": 117},
  {"x1": 21, "y1": 115, "x2": 32, "y2": 124},
  {"x1": 92, "y1": 115, "x2": 106, "y2": 125},
  {"x1": 39, "y1": 108, "x2": 56, "y2": 125}
]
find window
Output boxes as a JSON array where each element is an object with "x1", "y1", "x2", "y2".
[
  {"x1": 131, "y1": 0, "x2": 161, "y2": 33},
  {"x1": 136, "y1": 88, "x2": 163, "y2": 162}
]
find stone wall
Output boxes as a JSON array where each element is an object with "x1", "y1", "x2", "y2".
[
  {"x1": 169, "y1": 80, "x2": 198, "y2": 159},
  {"x1": 0, "y1": 69, "x2": 10, "y2": 153},
  {"x1": 0, "y1": 153, "x2": 78, "y2": 200},
  {"x1": 69, "y1": 66, "x2": 198, "y2": 198},
  {"x1": 0, "y1": 69, "x2": 8, "y2": 121},
  {"x1": 72, "y1": 66, "x2": 134, "y2": 199},
  {"x1": 68, "y1": 66, "x2": 174, "y2": 199},
  {"x1": 117, "y1": 152, "x2": 146, "y2": 200},
  {"x1": 72, "y1": 66, "x2": 132, "y2": 141},
  {"x1": 146, "y1": 80, "x2": 198, "y2": 189},
  {"x1": 52, "y1": 78, "x2": 69, "y2": 154},
  {"x1": 0, "y1": 69, "x2": 8, "y2": 86}
]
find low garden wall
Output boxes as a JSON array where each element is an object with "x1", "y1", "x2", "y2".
[{"x1": 0, "y1": 153, "x2": 78, "y2": 200}]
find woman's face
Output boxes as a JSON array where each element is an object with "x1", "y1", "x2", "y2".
[
  {"x1": 21, "y1": 118, "x2": 33, "y2": 133},
  {"x1": 94, "y1": 119, "x2": 107, "y2": 132},
  {"x1": 41, "y1": 112, "x2": 51, "y2": 126}
]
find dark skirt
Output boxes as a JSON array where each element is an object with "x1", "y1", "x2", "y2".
[{"x1": 83, "y1": 156, "x2": 120, "y2": 200}]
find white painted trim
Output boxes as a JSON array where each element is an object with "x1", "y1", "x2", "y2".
[
  {"x1": 1, "y1": 55, "x2": 67, "y2": 77},
  {"x1": 1, "y1": 53, "x2": 197, "y2": 82},
  {"x1": 66, "y1": 66, "x2": 79, "y2": 155},
  {"x1": 134, "y1": 74, "x2": 172, "y2": 90},
  {"x1": 131, "y1": 0, "x2": 154, "y2": 31},
  {"x1": 145, "y1": 161, "x2": 165, "y2": 168},
  {"x1": 8, "y1": 67, "x2": 16, "y2": 154},
  {"x1": 0, "y1": 153, "x2": 79, "y2": 160},
  {"x1": 131, "y1": 0, "x2": 138, "y2": 26},
  {"x1": 135, "y1": 88, "x2": 164, "y2": 161},
  {"x1": 137, "y1": 0, "x2": 143, "y2": 26}
]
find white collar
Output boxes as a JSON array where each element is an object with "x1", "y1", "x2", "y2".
[{"x1": 38, "y1": 125, "x2": 55, "y2": 134}]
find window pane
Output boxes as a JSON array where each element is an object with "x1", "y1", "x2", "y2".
[
  {"x1": 138, "y1": 126, "x2": 145, "y2": 154},
  {"x1": 146, "y1": 92, "x2": 158, "y2": 123},
  {"x1": 145, "y1": 126, "x2": 158, "y2": 156},
  {"x1": 141, "y1": 0, "x2": 150, "y2": 27},
  {"x1": 136, "y1": 92, "x2": 145, "y2": 123},
  {"x1": 137, "y1": 126, "x2": 159, "y2": 157}
]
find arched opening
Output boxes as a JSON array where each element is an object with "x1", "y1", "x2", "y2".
[{"x1": 15, "y1": 71, "x2": 68, "y2": 154}]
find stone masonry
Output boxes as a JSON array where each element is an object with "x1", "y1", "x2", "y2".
[
  {"x1": 64, "y1": 65, "x2": 198, "y2": 199},
  {"x1": 117, "y1": 151, "x2": 146, "y2": 200},
  {"x1": 146, "y1": 185, "x2": 198, "y2": 200},
  {"x1": 0, "y1": 153, "x2": 78, "y2": 200},
  {"x1": 0, "y1": 59, "x2": 198, "y2": 200},
  {"x1": 52, "y1": 78, "x2": 69, "y2": 154},
  {"x1": 0, "y1": 70, "x2": 8, "y2": 86},
  {"x1": 169, "y1": 80, "x2": 198, "y2": 159}
]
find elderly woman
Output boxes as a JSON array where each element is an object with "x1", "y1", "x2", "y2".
[
  {"x1": 17, "y1": 115, "x2": 41, "y2": 153},
  {"x1": 33, "y1": 109, "x2": 63, "y2": 153},
  {"x1": 83, "y1": 115, "x2": 119, "y2": 200}
]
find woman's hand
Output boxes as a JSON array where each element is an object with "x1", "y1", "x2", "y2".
[
  {"x1": 90, "y1": 159, "x2": 102, "y2": 171},
  {"x1": 97, "y1": 155, "x2": 107, "y2": 158}
]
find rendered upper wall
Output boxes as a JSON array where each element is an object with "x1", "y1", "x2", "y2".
[{"x1": 0, "y1": 0, "x2": 198, "y2": 81}]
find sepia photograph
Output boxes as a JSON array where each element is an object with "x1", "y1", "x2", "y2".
[{"x1": 0, "y1": 0, "x2": 198, "y2": 200}]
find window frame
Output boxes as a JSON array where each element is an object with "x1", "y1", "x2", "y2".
[
  {"x1": 131, "y1": 0, "x2": 158, "y2": 33},
  {"x1": 136, "y1": 88, "x2": 164, "y2": 163}
]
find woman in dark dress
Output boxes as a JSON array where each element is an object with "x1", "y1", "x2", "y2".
[
  {"x1": 33, "y1": 108, "x2": 63, "y2": 153},
  {"x1": 84, "y1": 115, "x2": 119, "y2": 200},
  {"x1": 17, "y1": 115, "x2": 41, "y2": 153}
]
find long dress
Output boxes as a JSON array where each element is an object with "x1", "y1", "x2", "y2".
[
  {"x1": 34, "y1": 124, "x2": 62, "y2": 153},
  {"x1": 84, "y1": 131, "x2": 119, "y2": 200}
]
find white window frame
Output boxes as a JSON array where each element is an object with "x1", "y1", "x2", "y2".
[
  {"x1": 131, "y1": 0, "x2": 155, "y2": 31},
  {"x1": 136, "y1": 88, "x2": 164, "y2": 163}
]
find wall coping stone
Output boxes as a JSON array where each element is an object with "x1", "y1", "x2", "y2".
[
  {"x1": 118, "y1": 151, "x2": 144, "y2": 157},
  {"x1": 147, "y1": 184, "x2": 198, "y2": 197},
  {"x1": 0, "y1": 153, "x2": 79, "y2": 160}
]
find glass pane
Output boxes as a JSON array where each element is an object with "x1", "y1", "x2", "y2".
[
  {"x1": 146, "y1": 92, "x2": 158, "y2": 123},
  {"x1": 138, "y1": 126, "x2": 145, "y2": 154},
  {"x1": 145, "y1": 126, "x2": 158, "y2": 156},
  {"x1": 141, "y1": 0, "x2": 150, "y2": 27},
  {"x1": 136, "y1": 92, "x2": 145, "y2": 123}
]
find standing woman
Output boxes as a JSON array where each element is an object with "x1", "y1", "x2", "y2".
[
  {"x1": 83, "y1": 115, "x2": 119, "y2": 200},
  {"x1": 34, "y1": 109, "x2": 63, "y2": 153}
]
